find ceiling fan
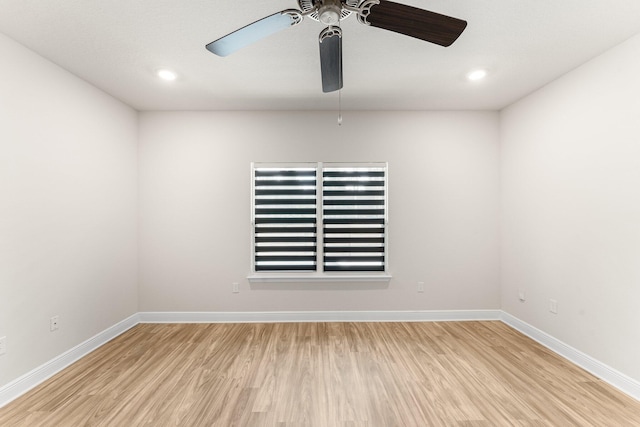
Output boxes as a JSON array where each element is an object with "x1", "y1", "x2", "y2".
[{"x1": 205, "y1": 0, "x2": 467, "y2": 93}]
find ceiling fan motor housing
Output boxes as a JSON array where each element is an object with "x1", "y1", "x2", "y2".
[{"x1": 298, "y1": 0, "x2": 360, "y2": 23}]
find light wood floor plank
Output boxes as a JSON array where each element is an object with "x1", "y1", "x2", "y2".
[{"x1": 1, "y1": 321, "x2": 639, "y2": 426}]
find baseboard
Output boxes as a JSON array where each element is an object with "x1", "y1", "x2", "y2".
[
  {"x1": 501, "y1": 311, "x2": 640, "y2": 401},
  {"x1": 138, "y1": 309, "x2": 502, "y2": 323},
  {"x1": 0, "y1": 313, "x2": 140, "y2": 408}
]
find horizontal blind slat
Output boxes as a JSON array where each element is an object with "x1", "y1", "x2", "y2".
[
  {"x1": 256, "y1": 265, "x2": 317, "y2": 271},
  {"x1": 323, "y1": 256, "x2": 385, "y2": 263},
  {"x1": 323, "y1": 190, "x2": 384, "y2": 197},
  {"x1": 323, "y1": 228, "x2": 385, "y2": 234},
  {"x1": 324, "y1": 265, "x2": 386, "y2": 272},
  {"x1": 323, "y1": 171, "x2": 385, "y2": 178},
  {"x1": 256, "y1": 227, "x2": 317, "y2": 234},
  {"x1": 255, "y1": 217, "x2": 317, "y2": 224},
  {"x1": 255, "y1": 189, "x2": 316, "y2": 196},
  {"x1": 321, "y1": 246, "x2": 383, "y2": 253},
  {"x1": 256, "y1": 256, "x2": 318, "y2": 262},
  {"x1": 323, "y1": 236, "x2": 385, "y2": 244},
  {"x1": 255, "y1": 170, "x2": 316, "y2": 178},
  {"x1": 255, "y1": 246, "x2": 318, "y2": 252},
  {"x1": 323, "y1": 181, "x2": 383, "y2": 187},
  {"x1": 256, "y1": 208, "x2": 317, "y2": 215},
  {"x1": 323, "y1": 199, "x2": 384, "y2": 206},
  {"x1": 255, "y1": 199, "x2": 317, "y2": 205},
  {"x1": 322, "y1": 208, "x2": 384, "y2": 216},
  {"x1": 323, "y1": 218, "x2": 385, "y2": 225}
]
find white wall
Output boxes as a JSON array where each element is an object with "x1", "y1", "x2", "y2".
[
  {"x1": 0, "y1": 33, "x2": 138, "y2": 387},
  {"x1": 138, "y1": 111, "x2": 500, "y2": 312},
  {"x1": 501, "y1": 33, "x2": 640, "y2": 382}
]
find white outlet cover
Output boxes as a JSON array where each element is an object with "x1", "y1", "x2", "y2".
[
  {"x1": 0, "y1": 336, "x2": 6, "y2": 355},
  {"x1": 50, "y1": 316, "x2": 59, "y2": 331}
]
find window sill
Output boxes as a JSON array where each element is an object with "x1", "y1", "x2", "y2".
[{"x1": 247, "y1": 273, "x2": 392, "y2": 283}]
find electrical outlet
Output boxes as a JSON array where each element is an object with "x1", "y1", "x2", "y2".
[
  {"x1": 549, "y1": 299, "x2": 558, "y2": 314},
  {"x1": 417, "y1": 281, "x2": 425, "y2": 293},
  {"x1": 0, "y1": 336, "x2": 6, "y2": 356},
  {"x1": 518, "y1": 290, "x2": 526, "y2": 302},
  {"x1": 50, "y1": 315, "x2": 59, "y2": 331},
  {"x1": 232, "y1": 282, "x2": 239, "y2": 293}
]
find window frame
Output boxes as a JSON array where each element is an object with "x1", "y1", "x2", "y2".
[{"x1": 248, "y1": 162, "x2": 391, "y2": 283}]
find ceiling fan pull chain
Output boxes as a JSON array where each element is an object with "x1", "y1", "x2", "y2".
[
  {"x1": 338, "y1": 88, "x2": 342, "y2": 126},
  {"x1": 338, "y1": 16, "x2": 343, "y2": 126}
]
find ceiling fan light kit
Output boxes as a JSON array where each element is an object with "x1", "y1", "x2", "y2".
[
  {"x1": 318, "y1": 0, "x2": 343, "y2": 25},
  {"x1": 206, "y1": 0, "x2": 467, "y2": 92}
]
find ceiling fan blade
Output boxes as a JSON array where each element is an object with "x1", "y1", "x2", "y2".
[
  {"x1": 319, "y1": 26, "x2": 343, "y2": 93},
  {"x1": 365, "y1": 0, "x2": 467, "y2": 47},
  {"x1": 206, "y1": 10, "x2": 303, "y2": 57}
]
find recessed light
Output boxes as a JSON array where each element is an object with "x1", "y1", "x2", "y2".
[
  {"x1": 467, "y1": 69, "x2": 487, "y2": 81},
  {"x1": 157, "y1": 69, "x2": 177, "y2": 81}
]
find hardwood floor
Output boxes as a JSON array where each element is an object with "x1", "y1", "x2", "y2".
[{"x1": 1, "y1": 321, "x2": 639, "y2": 426}]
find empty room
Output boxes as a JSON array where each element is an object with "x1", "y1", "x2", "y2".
[{"x1": 1, "y1": 0, "x2": 640, "y2": 425}]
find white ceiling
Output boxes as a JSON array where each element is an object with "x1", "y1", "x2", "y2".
[{"x1": 1, "y1": 0, "x2": 640, "y2": 111}]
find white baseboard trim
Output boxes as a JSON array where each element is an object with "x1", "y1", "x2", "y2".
[
  {"x1": 501, "y1": 311, "x2": 640, "y2": 401},
  {"x1": 138, "y1": 309, "x2": 502, "y2": 324},
  {"x1": 0, "y1": 313, "x2": 140, "y2": 408}
]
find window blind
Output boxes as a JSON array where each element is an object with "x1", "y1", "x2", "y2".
[
  {"x1": 253, "y1": 167, "x2": 317, "y2": 271},
  {"x1": 322, "y1": 166, "x2": 386, "y2": 272}
]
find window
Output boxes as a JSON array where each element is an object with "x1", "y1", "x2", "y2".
[
  {"x1": 250, "y1": 162, "x2": 389, "y2": 281},
  {"x1": 253, "y1": 165, "x2": 318, "y2": 272},
  {"x1": 322, "y1": 166, "x2": 386, "y2": 272}
]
